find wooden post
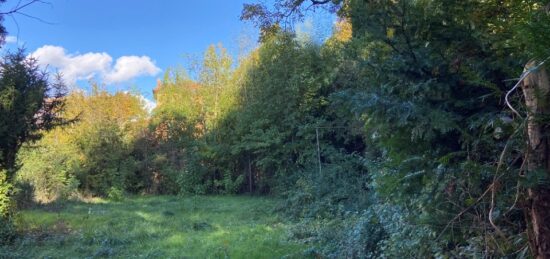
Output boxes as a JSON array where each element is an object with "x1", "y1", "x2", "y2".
[
  {"x1": 522, "y1": 60, "x2": 550, "y2": 259},
  {"x1": 248, "y1": 155, "x2": 252, "y2": 194}
]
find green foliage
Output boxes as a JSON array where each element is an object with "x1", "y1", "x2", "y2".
[
  {"x1": 214, "y1": 171, "x2": 245, "y2": 195},
  {"x1": 74, "y1": 122, "x2": 134, "y2": 196},
  {"x1": 237, "y1": 0, "x2": 549, "y2": 257},
  {"x1": 17, "y1": 142, "x2": 79, "y2": 203},
  {"x1": 241, "y1": 0, "x2": 344, "y2": 34},
  {"x1": 0, "y1": 50, "x2": 66, "y2": 179},
  {"x1": 224, "y1": 32, "x2": 365, "y2": 194},
  {"x1": 0, "y1": 170, "x2": 13, "y2": 218},
  {"x1": 12, "y1": 181, "x2": 35, "y2": 210},
  {"x1": 146, "y1": 44, "x2": 246, "y2": 195},
  {"x1": 107, "y1": 187, "x2": 125, "y2": 201},
  {"x1": 0, "y1": 170, "x2": 16, "y2": 245},
  {"x1": 16, "y1": 89, "x2": 146, "y2": 199},
  {"x1": 0, "y1": 49, "x2": 66, "y2": 244},
  {"x1": 321, "y1": 0, "x2": 545, "y2": 256},
  {"x1": 173, "y1": 153, "x2": 210, "y2": 195}
]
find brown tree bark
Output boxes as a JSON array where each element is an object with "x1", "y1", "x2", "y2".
[{"x1": 522, "y1": 60, "x2": 550, "y2": 259}]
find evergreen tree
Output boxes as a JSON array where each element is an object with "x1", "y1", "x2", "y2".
[{"x1": 0, "y1": 50, "x2": 66, "y2": 178}]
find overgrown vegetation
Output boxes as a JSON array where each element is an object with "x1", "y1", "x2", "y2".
[{"x1": 2, "y1": 0, "x2": 550, "y2": 257}]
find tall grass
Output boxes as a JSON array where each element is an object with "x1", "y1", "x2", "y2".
[{"x1": 1, "y1": 196, "x2": 308, "y2": 258}]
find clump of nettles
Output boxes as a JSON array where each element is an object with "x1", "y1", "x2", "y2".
[{"x1": 107, "y1": 187, "x2": 124, "y2": 201}]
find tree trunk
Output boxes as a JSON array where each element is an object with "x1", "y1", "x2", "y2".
[
  {"x1": 248, "y1": 157, "x2": 253, "y2": 194},
  {"x1": 522, "y1": 60, "x2": 550, "y2": 259}
]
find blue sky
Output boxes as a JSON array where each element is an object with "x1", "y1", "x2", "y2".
[{"x1": 1, "y1": 0, "x2": 334, "y2": 108}]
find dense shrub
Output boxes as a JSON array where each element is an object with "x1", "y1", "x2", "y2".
[
  {"x1": 15, "y1": 90, "x2": 147, "y2": 199},
  {"x1": 0, "y1": 170, "x2": 16, "y2": 245},
  {"x1": 74, "y1": 122, "x2": 137, "y2": 196},
  {"x1": 16, "y1": 144, "x2": 79, "y2": 203},
  {"x1": 12, "y1": 182, "x2": 35, "y2": 209}
]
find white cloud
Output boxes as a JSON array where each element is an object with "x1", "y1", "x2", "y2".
[
  {"x1": 105, "y1": 56, "x2": 161, "y2": 84},
  {"x1": 137, "y1": 94, "x2": 156, "y2": 113},
  {"x1": 29, "y1": 45, "x2": 161, "y2": 85},
  {"x1": 122, "y1": 91, "x2": 157, "y2": 114},
  {"x1": 5, "y1": 36, "x2": 17, "y2": 44},
  {"x1": 31, "y1": 45, "x2": 111, "y2": 84}
]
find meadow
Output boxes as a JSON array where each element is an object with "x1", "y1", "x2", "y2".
[{"x1": 1, "y1": 196, "x2": 308, "y2": 258}]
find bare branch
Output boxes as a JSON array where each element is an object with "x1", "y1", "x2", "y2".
[
  {"x1": 241, "y1": 0, "x2": 341, "y2": 30},
  {"x1": 0, "y1": 0, "x2": 42, "y2": 15},
  {"x1": 311, "y1": 0, "x2": 331, "y2": 4},
  {"x1": 15, "y1": 11, "x2": 55, "y2": 25},
  {"x1": 505, "y1": 56, "x2": 550, "y2": 119}
]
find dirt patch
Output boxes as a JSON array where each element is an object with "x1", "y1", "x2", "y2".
[{"x1": 24, "y1": 220, "x2": 73, "y2": 242}]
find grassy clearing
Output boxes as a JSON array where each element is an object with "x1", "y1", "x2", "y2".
[{"x1": 1, "y1": 196, "x2": 308, "y2": 258}]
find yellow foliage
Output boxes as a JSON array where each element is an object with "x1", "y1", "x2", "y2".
[
  {"x1": 330, "y1": 19, "x2": 353, "y2": 43},
  {"x1": 386, "y1": 27, "x2": 395, "y2": 39}
]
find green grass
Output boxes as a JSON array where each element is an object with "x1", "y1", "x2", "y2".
[{"x1": 2, "y1": 196, "x2": 309, "y2": 258}]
